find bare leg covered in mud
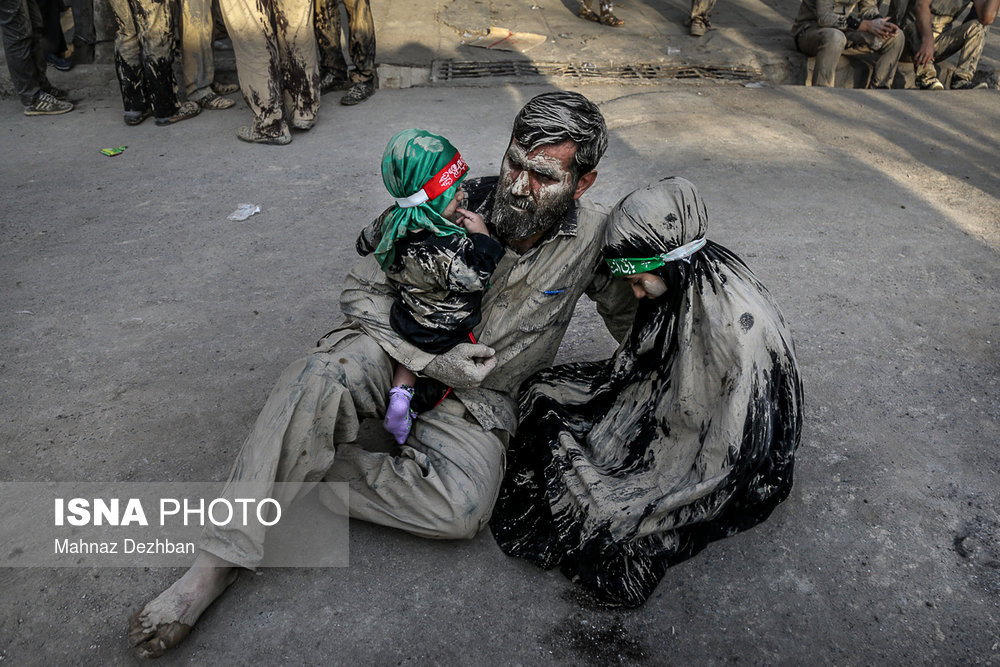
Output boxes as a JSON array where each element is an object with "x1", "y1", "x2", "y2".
[{"x1": 128, "y1": 550, "x2": 238, "y2": 659}]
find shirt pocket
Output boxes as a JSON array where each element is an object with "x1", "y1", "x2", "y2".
[{"x1": 518, "y1": 274, "x2": 571, "y2": 333}]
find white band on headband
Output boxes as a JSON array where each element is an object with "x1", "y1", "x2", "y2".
[
  {"x1": 394, "y1": 189, "x2": 429, "y2": 209},
  {"x1": 660, "y1": 237, "x2": 706, "y2": 263}
]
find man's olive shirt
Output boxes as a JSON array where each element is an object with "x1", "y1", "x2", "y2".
[{"x1": 338, "y1": 176, "x2": 637, "y2": 435}]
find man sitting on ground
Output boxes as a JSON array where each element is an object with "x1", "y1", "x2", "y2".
[
  {"x1": 126, "y1": 90, "x2": 636, "y2": 659},
  {"x1": 792, "y1": 0, "x2": 906, "y2": 87},
  {"x1": 896, "y1": 0, "x2": 998, "y2": 89}
]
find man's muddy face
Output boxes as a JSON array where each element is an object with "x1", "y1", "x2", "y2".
[{"x1": 491, "y1": 139, "x2": 579, "y2": 244}]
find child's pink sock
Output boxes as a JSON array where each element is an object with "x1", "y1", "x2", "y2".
[{"x1": 384, "y1": 385, "x2": 416, "y2": 445}]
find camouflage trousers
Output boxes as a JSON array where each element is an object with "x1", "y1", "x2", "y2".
[
  {"x1": 314, "y1": 0, "x2": 374, "y2": 83},
  {"x1": 1, "y1": 0, "x2": 51, "y2": 105},
  {"x1": 107, "y1": 0, "x2": 182, "y2": 116},
  {"x1": 690, "y1": 0, "x2": 716, "y2": 23},
  {"x1": 199, "y1": 329, "x2": 508, "y2": 569},
  {"x1": 796, "y1": 27, "x2": 905, "y2": 87},
  {"x1": 903, "y1": 18, "x2": 990, "y2": 83},
  {"x1": 219, "y1": 0, "x2": 319, "y2": 135}
]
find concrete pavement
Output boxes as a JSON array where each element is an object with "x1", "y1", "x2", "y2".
[
  {"x1": 2, "y1": 78, "x2": 1000, "y2": 664},
  {"x1": 2, "y1": 3, "x2": 1000, "y2": 662}
]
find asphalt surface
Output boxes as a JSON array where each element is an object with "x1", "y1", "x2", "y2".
[{"x1": 2, "y1": 1, "x2": 1000, "y2": 665}]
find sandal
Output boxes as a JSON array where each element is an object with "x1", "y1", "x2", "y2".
[
  {"x1": 599, "y1": 11, "x2": 624, "y2": 26},
  {"x1": 577, "y1": 4, "x2": 624, "y2": 25},
  {"x1": 154, "y1": 101, "x2": 201, "y2": 126},
  {"x1": 236, "y1": 124, "x2": 292, "y2": 145},
  {"x1": 196, "y1": 92, "x2": 235, "y2": 110},
  {"x1": 211, "y1": 81, "x2": 240, "y2": 95}
]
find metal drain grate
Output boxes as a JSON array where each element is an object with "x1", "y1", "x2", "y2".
[{"x1": 435, "y1": 61, "x2": 762, "y2": 82}]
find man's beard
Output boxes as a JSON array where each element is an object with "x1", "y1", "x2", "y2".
[{"x1": 490, "y1": 182, "x2": 575, "y2": 245}]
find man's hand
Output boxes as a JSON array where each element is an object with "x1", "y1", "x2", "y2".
[
  {"x1": 914, "y1": 37, "x2": 935, "y2": 65},
  {"x1": 864, "y1": 17, "x2": 900, "y2": 37},
  {"x1": 423, "y1": 343, "x2": 497, "y2": 388}
]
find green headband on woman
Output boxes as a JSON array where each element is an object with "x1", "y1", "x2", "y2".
[
  {"x1": 375, "y1": 129, "x2": 470, "y2": 270},
  {"x1": 605, "y1": 237, "x2": 707, "y2": 276}
]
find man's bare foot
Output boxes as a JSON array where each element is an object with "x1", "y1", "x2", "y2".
[{"x1": 128, "y1": 550, "x2": 239, "y2": 658}]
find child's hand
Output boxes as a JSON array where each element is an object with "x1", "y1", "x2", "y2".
[{"x1": 455, "y1": 208, "x2": 488, "y2": 236}]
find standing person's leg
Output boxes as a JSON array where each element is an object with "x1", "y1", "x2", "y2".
[
  {"x1": 338, "y1": 0, "x2": 375, "y2": 105},
  {"x1": 127, "y1": 0, "x2": 199, "y2": 123},
  {"x1": 274, "y1": 0, "x2": 319, "y2": 129},
  {"x1": 69, "y1": 0, "x2": 93, "y2": 62},
  {"x1": 107, "y1": 0, "x2": 150, "y2": 120},
  {"x1": 35, "y1": 0, "x2": 69, "y2": 67},
  {"x1": 1, "y1": 0, "x2": 43, "y2": 105},
  {"x1": 218, "y1": 0, "x2": 291, "y2": 143},
  {"x1": 314, "y1": 0, "x2": 349, "y2": 91},
  {"x1": 688, "y1": 0, "x2": 716, "y2": 36},
  {"x1": 181, "y1": 0, "x2": 228, "y2": 106},
  {"x1": 796, "y1": 27, "x2": 847, "y2": 87}
]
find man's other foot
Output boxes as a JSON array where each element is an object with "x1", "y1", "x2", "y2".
[
  {"x1": 689, "y1": 17, "x2": 708, "y2": 36},
  {"x1": 951, "y1": 78, "x2": 987, "y2": 90},
  {"x1": 24, "y1": 91, "x2": 73, "y2": 115},
  {"x1": 128, "y1": 552, "x2": 238, "y2": 659},
  {"x1": 236, "y1": 123, "x2": 292, "y2": 145},
  {"x1": 340, "y1": 79, "x2": 375, "y2": 105},
  {"x1": 919, "y1": 76, "x2": 944, "y2": 90}
]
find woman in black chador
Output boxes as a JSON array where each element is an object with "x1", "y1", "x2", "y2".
[{"x1": 490, "y1": 176, "x2": 804, "y2": 607}]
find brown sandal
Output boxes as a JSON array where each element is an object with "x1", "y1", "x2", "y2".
[
  {"x1": 197, "y1": 92, "x2": 236, "y2": 110},
  {"x1": 154, "y1": 101, "x2": 201, "y2": 126},
  {"x1": 577, "y1": 4, "x2": 624, "y2": 26}
]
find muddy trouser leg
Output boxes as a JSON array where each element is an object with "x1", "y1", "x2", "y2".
[
  {"x1": 180, "y1": 0, "x2": 214, "y2": 98},
  {"x1": 107, "y1": 0, "x2": 148, "y2": 112},
  {"x1": 199, "y1": 331, "x2": 507, "y2": 569},
  {"x1": 314, "y1": 0, "x2": 347, "y2": 79},
  {"x1": 795, "y1": 27, "x2": 847, "y2": 87},
  {"x1": 115, "y1": 0, "x2": 178, "y2": 117},
  {"x1": 341, "y1": 0, "x2": 373, "y2": 83},
  {"x1": 689, "y1": 0, "x2": 716, "y2": 23},
  {"x1": 218, "y1": 0, "x2": 285, "y2": 135},
  {"x1": 935, "y1": 20, "x2": 987, "y2": 82},
  {"x1": 274, "y1": 0, "x2": 319, "y2": 124},
  {"x1": 0, "y1": 0, "x2": 43, "y2": 104}
]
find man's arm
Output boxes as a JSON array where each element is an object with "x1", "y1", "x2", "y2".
[
  {"x1": 913, "y1": 0, "x2": 936, "y2": 65},
  {"x1": 973, "y1": 0, "x2": 998, "y2": 24}
]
